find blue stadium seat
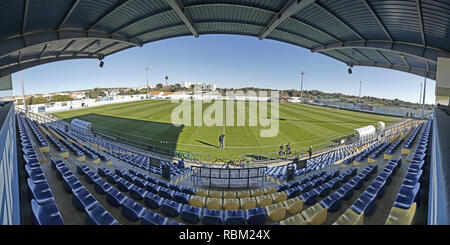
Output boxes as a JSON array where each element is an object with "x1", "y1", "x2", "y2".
[
  {"x1": 202, "y1": 209, "x2": 223, "y2": 225},
  {"x1": 327, "y1": 177, "x2": 342, "y2": 190},
  {"x1": 181, "y1": 205, "x2": 202, "y2": 224},
  {"x1": 378, "y1": 169, "x2": 393, "y2": 185},
  {"x1": 246, "y1": 207, "x2": 267, "y2": 225},
  {"x1": 402, "y1": 170, "x2": 423, "y2": 189},
  {"x1": 314, "y1": 183, "x2": 331, "y2": 197},
  {"x1": 98, "y1": 168, "x2": 110, "y2": 177},
  {"x1": 93, "y1": 179, "x2": 113, "y2": 195},
  {"x1": 320, "y1": 192, "x2": 342, "y2": 212},
  {"x1": 141, "y1": 210, "x2": 168, "y2": 225},
  {"x1": 62, "y1": 175, "x2": 83, "y2": 194},
  {"x1": 86, "y1": 205, "x2": 119, "y2": 225},
  {"x1": 84, "y1": 170, "x2": 100, "y2": 184},
  {"x1": 336, "y1": 183, "x2": 354, "y2": 200},
  {"x1": 284, "y1": 187, "x2": 299, "y2": 199},
  {"x1": 225, "y1": 210, "x2": 246, "y2": 225},
  {"x1": 311, "y1": 178, "x2": 323, "y2": 188},
  {"x1": 146, "y1": 182, "x2": 161, "y2": 194},
  {"x1": 181, "y1": 186, "x2": 196, "y2": 195},
  {"x1": 115, "y1": 168, "x2": 125, "y2": 177},
  {"x1": 299, "y1": 183, "x2": 313, "y2": 193},
  {"x1": 106, "y1": 188, "x2": 128, "y2": 208},
  {"x1": 276, "y1": 184, "x2": 288, "y2": 192},
  {"x1": 56, "y1": 165, "x2": 74, "y2": 180},
  {"x1": 300, "y1": 189, "x2": 319, "y2": 206},
  {"x1": 394, "y1": 183, "x2": 420, "y2": 209},
  {"x1": 173, "y1": 191, "x2": 190, "y2": 204},
  {"x1": 144, "y1": 192, "x2": 164, "y2": 209},
  {"x1": 159, "y1": 187, "x2": 175, "y2": 200},
  {"x1": 169, "y1": 183, "x2": 182, "y2": 192},
  {"x1": 121, "y1": 199, "x2": 146, "y2": 222},
  {"x1": 158, "y1": 180, "x2": 169, "y2": 188},
  {"x1": 167, "y1": 220, "x2": 185, "y2": 225},
  {"x1": 72, "y1": 188, "x2": 99, "y2": 212},
  {"x1": 350, "y1": 192, "x2": 376, "y2": 217},
  {"x1": 27, "y1": 178, "x2": 55, "y2": 205},
  {"x1": 348, "y1": 176, "x2": 364, "y2": 190},
  {"x1": 123, "y1": 173, "x2": 137, "y2": 183},
  {"x1": 366, "y1": 180, "x2": 386, "y2": 199},
  {"x1": 130, "y1": 185, "x2": 148, "y2": 201},
  {"x1": 161, "y1": 200, "x2": 182, "y2": 218},
  {"x1": 31, "y1": 199, "x2": 64, "y2": 225},
  {"x1": 117, "y1": 178, "x2": 133, "y2": 192},
  {"x1": 134, "y1": 177, "x2": 148, "y2": 189},
  {"x1": 76, "y1": 165, "x2": 89, "y2": 175},
  {"x1": 106, "y1": 173, "x2": 121, "y2": 184}
]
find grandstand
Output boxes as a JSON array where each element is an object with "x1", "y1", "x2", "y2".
[{"x1": 0, "y1": 0, "x2": 449, "y2": 229}]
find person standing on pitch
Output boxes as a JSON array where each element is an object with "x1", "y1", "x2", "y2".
[
  {"x1": 279, "y1": 144, "x2": 284, "y2": 158},
  {"x1": 286, "y1": 143, "x2": 291, "y2": 156},
  {"x1": 308, "y1": 146, "x2": 313, "y2": 159},
  {"x1": 219, "y1": 134, "x2": 225, "y2": 150}
]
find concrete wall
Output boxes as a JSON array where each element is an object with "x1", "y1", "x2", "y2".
[
  {"x1": 436, "y1": 58, "x2": 450, "y2": 105},
  {"x1": 0, "y1": 102, "x2": 20, "y2": 224}
]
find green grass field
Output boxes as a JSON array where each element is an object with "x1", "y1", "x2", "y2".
[{"x1": 53, "y1": 100, "x2": 399, "y2": 161}]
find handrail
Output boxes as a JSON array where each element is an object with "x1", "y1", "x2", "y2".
[{"x1": 428, "y1": 111, "x2": 449, "y2": 224}]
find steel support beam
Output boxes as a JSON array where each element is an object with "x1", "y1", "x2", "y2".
[
  {"x1": 22, "y1": 0, "x2": 29, "y2": 34},
  {"x1": 259, "y1": 0, "x2": 317, "y2": 40},
  {"x1": 88, "y1": 0, "x2": 130, "y2": 30},
  {"x1": 416, "y1": 0, "x2": 426, "y2": 46},
  {"x1": 354, "y1": 62, "x2": 436, "y2": 80},
  {"x1": 92, "y1": 42, "x2": 119, "y2": 55},
  {"x1": 313, "y1": 2, "x2": 365, "y2": 40},
  {"x1": 58, "y1": 0, "x2": 81, "y2": 30},
  {"x1": 0, "y1": 55, "x2": 96, "y2": 78},
  {"x1": 39, "y1": 44, "x2": 49, "y2": 59},
  {"x1": 164, "y1": 0, "x2": 199, "y2": 37},
  {"x1": 361, "y1": 0, "x2": 392, "y2": 41},
  {"x1": 110, "y1": 9, "x2": 172, "y2": 35},
  {"x1": 312, "y1": 40, "x2": 450, "y2": 64},
  {"x1": 75, "y1": 40, "x2": 100, "y2": 55},
  {"x1": 0, "y1": 29, "x2": 142, "y2": 59}
]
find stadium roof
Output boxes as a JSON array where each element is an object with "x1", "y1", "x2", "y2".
[{"x1": 1, "y1": 0, "x2": 449, "y2": 79}]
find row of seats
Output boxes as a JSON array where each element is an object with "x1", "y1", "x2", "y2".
[
  {"x1": 386, "y1": 119, "x2": 431, "y2": 225},
  {"x1": 17, "y1": 114, "x2": 64, "y2": 225},
  {"x1": 46, "y1": 134, "x2": 67, "y2": 153},
  {"x1": 385, "y1": 138, "x2": 404, "y2": 154},
  {"x1": 355, "y1": 142, "x2": 384, "y2": 162},
  {"x1": 369, "y1": 141, "x2": 390, "y2": 159},
  {"x1": 403, "y1": 123, "x2": 423, "y2": 149},
  {"x1": 52, "y1": 158, "x2": 119, "y2": 225},
  {"x1": 24, "y1": 117, "x2": 48, "y2": 147}
]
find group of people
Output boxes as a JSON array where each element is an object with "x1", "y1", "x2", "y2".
[
  {"x1": 279, "y1": 144, "x2": 314, "y2": 159},
  {"x1": 279, "y1": 143, "x2": 292, "y2": 157}
]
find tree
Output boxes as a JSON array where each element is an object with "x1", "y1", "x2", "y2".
[
  {"x1": 50, "y1": 95, "x2": 73, "y2": 102},
  {"x1": 156, "y1": 83, "x2": 163, "y2": 89}
]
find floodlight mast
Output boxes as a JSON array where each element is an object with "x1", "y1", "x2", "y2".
[
  {"x1": 145, "y1": 67, "x2": 150, "y2": 97},
  {"x1": 300, "y1": 71, "x2": 305, "y2": 101}
]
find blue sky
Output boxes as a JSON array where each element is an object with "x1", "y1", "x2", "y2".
[{"x1": 2, "y1": 34, "x2": 435, "y2": 104}]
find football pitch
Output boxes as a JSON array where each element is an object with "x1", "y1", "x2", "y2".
[{"x1": 53, "y1": 100, "x2": 399, "y2": 161}]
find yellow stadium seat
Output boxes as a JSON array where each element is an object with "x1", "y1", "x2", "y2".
[
  {"x1": 209, "y1": 190, "x2": 222, "y2": 198},
  {"x1": 223, "y1": 190, "x2": 237, "y2": 199},
  {"x1": 283, "y1": 197, "x2": 303, "y2": 214},
  {"x1": 266, "y1": 203, "x2": 287, "y2": 222},
  {"x1": 238, "y1": 190, "x2": 251, "y2": 198},
  {"x1": 271, "y1": 192, "x2": 287, "y2": 203},
  {"x1": 223, "y1": 198, "x2": 240, "y2": 210},
  {"x1": 206, "y1": 198, "x2": 223, "y2": 210},
  {"x1": 240, "y1": 197, "x2": 257, "y2": 210},
  {"x1": 195, "y1": 189, "x2": 208, "y2": 197},
  {"x1": 301, "y1": 203, "x2": 327, "y2": 225},
  {"x1": 251, "y1": 189, "x2": 265, "y2": 197},
  {"x1": 189, "y1": 195, "x2": 206, "y2": 208},
  {"x1": 279, "y1": 213, "x2": 308, "y2": 225},
  {"x1": 333, "y1": 208, "x2": 364, "y2": 225},
  {"x1": 385, "y1": 202, "x2": 416, "y2": 225},
  {"x1": 264, "y1": 187, "x2": 277, "y2": 195},
  {"x1": 256, "y1": 195, "x2": 273, "y2": 207}
]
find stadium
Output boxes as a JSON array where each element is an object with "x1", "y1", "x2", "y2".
[{"x1": 0, "y1": 0, "x2": 449, "y2": 231}]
